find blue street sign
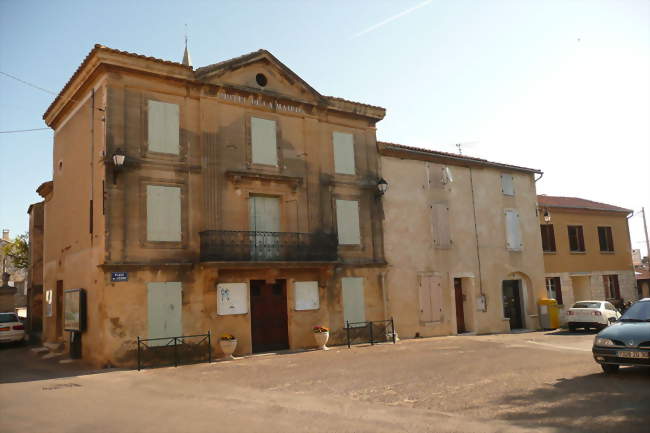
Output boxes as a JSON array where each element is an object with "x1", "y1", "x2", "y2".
[{"x1": 111, "y1": 272, "x2": 128, "y2": 282}]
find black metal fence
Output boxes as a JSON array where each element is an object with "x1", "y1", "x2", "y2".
[
  {"x1": 199, "y1": 230, "x2": 338, "y2": 262},
  {"x1": 345, "y1": 318, "x2": 396, "y2": 348},
  {"x1": 136, "y1": 332, "x2": 211, "y2": 371}
]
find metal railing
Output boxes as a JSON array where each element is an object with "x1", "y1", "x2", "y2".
[
  {"x1": 199, "y1": 230, "x2": 338, "y2": 262},
  {"x1": 136, "y1": 332, "x2": 211, "y2": 371},
  {"x1": 345, "y1": 318, "x2": 396, "y2": 348}
]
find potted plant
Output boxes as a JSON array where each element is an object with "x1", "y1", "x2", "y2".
[
  {"x1": 312, "y1": 325, "x2": 329, "y2": 350},
  {"x1": 219, "y1": 334, "x2": 237, "y2": 359}
]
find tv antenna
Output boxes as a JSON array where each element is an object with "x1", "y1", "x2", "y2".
[{"x1": 454, "y1": 141, "x2": 479, "y2": 155}]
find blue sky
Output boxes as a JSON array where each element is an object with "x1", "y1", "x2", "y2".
[{"x1": 1, "y1": 0, "x2": 649, "y2": 255}]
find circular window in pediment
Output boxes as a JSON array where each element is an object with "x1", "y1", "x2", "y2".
[{"x1": 256, "y1": 73, "x2": 267, "y2": 87}]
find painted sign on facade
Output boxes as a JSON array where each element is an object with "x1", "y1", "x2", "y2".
[{"x1": 217, "y1": 283, "x2": 248, "y2": 315}]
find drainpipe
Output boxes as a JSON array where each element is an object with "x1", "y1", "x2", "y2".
[{"x1": 469, "y1": 167, "x2": 485, "y2": 299}]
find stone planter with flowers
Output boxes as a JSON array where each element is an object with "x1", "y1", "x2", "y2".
[
  {"x1": 219, "y1": 334, "x2": 238, "y2": 360},
  {"x1": 312, "y1": 325, "x2": 329, "y2": 350}
]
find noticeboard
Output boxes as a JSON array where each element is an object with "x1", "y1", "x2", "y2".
[{"x1": 64, "y1": 289, "x2": 86, "y2": 332}]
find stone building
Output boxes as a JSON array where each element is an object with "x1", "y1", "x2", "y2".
[
  {"x1": 38, "y1": 45, "x2": 387, "y2": 367},
  {"x1": 379, "y1": 142, "x2": 547, "y2": 337},
  {"x1": 537, "y1": 195, "x2": 637, "y2": 319},
  {"x1": 27, "y1": 201, "x2": 45, "y2": 335}
]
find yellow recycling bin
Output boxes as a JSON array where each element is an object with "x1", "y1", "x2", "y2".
[{"x1": 538, "y1": 298, "x2": 560, "y2": 330}]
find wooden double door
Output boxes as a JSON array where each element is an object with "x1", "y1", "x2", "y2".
[
  {"x1": 502, "y1": 280, "x2": 524, "y2": 330},
  {"x1": 250, "y1": 279, "x2": 289, "y2": 353}
]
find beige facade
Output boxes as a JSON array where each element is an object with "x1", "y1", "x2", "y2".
[
  {"x1": 38, "y1": 45, "x2": 388, "y2": 367},
  {"x1": 380, "y1": 143, "x2": 547, "y2": 338},
  {"x1": 26, "y1": 201, "x2": 45, "y2": 334},
  {"x1": 537, "y1": 196, "x2": 637, "y2": 321}
]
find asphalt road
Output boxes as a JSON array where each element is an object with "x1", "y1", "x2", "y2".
[{"x1": 1, "y1": 331, "x2": 648, "y2": 433}]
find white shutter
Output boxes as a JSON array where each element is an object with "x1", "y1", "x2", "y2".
[
  {"x1": 336, "y1": 199, "x2": 361, "y2": 245},
  {"x1": 148, "y1": 100, "x2": 180, "y2": 155},
  {"x1": 333, "y1": 132, "x2": 355, "y2": 175},
  {"x1": 249, "y1": 196, "x2": 280, "y2": 232},
  {"x1": 505, "y1": 209, "x2": 522, "y2": 251},
  {"x1": 216, "y1": 283, "x2": 248, "y2": 315},
  {"x1": 251, "y1": 117, "x2": 277, "y2": 165},
  {"x1": 432, "y1": 202, "x2": 451, "y2": 248},
  {"x1": 147, "y1": 185, "x2": 182, "y2": 242},
  {"x1": 419, "y1": 275, "x2": 442, "y2": 322},
  {"x1": 500, "y1": 174, "x2": 515, "y2": 196},
  {"x1": 147, "y1": 282, "x2": 182, "y2": 346},
  {"x1": 342, "y1": 277, "x2": 365, "y2": 325},
  {"x1": 295, "y1": 281, "x2": 320, "y2": 311},
  {"x1": 430, "y1": 276, "x2": 442, "y2": 322}
]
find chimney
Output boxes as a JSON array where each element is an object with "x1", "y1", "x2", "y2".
[{"x1": 2, "y1": 229, "x2": 8, "y2": 241}]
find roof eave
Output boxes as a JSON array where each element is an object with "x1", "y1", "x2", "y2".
[{"x1": 537, "y1": 204, "x2": 633, "y2": 214}]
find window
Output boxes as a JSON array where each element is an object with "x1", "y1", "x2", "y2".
[
  {"x1": 605, "y1": 302, "x2": 616, "y2": 311},
  {"x1": 147, "y1": 282, "x2": 182, "y2": 346},
  {"x1": 333, "y1": 132, "x2": 355, "y2": 175},
  {"x1": 598, "y1": 226, "x2": 614, "y2": 252},
  {"x1": 251, "y1": 117, "x2": 277, "y2": 165},
  {"x1": 603, "y1": 275, "x2": 621, "y2": 299},
  {"x1": 418, "y1": 274, "x2": 443, "y2": 322},
  {"x1": 567, "y1": 225, "x2": 585, "y2": 252},
  {"x1": 432, "y1": 202, "x2": 451, "y2": 248},
  {"x1": 147, "y1": 100, "x2": 180, "y2": 154},
  {"x1": 146, "y1": 185, "x2": 182, "y2": 242},
  {"x1": 540, "y1": 224, "x2": 556, "y2": 252},
  {"x1": 505, "y1": 209, "x2": 522, "y2": 251},
  {"x1": 545, "y1": 277, "x2": 563, "y2": 304},
  {"x1": 500, "y1": 173, "x2": 515, "y2": 196},
  {"x1": 342, "y1": 277, "x2": 365, "y2": 325},
  {"x1": 216, "y1": 283, "x2": 248, "y2": 315},
  {"x1": 295, "y1": 281, "x2": 319, "y2": 311},
  {"x1": 336, "y1": 199, "x2": 361, "y2": 245}
]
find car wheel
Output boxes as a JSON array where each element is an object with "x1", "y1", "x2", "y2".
[
  {"x1": 601, "y1": 364, "x2": 619, "y2": 374},
  {"x1": 568, "y1": 324, "x2": 577, "y2": 332}
]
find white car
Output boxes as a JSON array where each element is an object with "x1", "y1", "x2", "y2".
[
  {"x1": 0, "y1": 312, "x2": 25, "y2": 344},
  {"x1": 567, "y1": 301, "x2": 621, "y2": 332}
]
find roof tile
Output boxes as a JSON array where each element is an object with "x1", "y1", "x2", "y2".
[{"x1": 537, "y1": 195, "x2": 632, "y2": 213}]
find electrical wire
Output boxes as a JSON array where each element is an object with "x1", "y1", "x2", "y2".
[
  {"x1": 0, "y1": 128, "x2": 50, "y2": 134},
  {"x1": 0, "y1": 71, "x2": 57, "y2": 95}
]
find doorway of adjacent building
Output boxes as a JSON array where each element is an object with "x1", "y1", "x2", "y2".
[
  {"x1": 502, "y1": 280, "x2": 524, "y2": 330},
  {"x1": 55, "y1": 280, "x2": 63, "y2": 339},
  {"x1": 454, "y1": 278, "x2": 466, "y2": 333},
  {"x1": 250, "y1": 279, "x2": 289, "y2": 352},
  {"x1": 571, "y1": 275, "x2": 592, "y2": 302},
  {"x1": 249, "y1": 196, "x2": 281, "y2": 260}
]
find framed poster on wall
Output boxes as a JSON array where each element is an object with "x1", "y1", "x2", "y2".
[
  {"x1": 294, "y1": 281, "x2": 319, "y2": 311},
  {"x1": 63, "y1": 289, "x2": 86, "y2": 332}
]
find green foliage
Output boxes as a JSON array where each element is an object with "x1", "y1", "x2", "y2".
[{"x1": 2, "y1": 233, "x2": 29, "y2": 269}]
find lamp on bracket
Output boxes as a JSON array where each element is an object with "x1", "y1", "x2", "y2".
[
  {"x1": 377, "y1": 177, "x2": 389, "y2": 197},
  {"x1": 112, "y1": 148, "x2": 126, "y2": 184}
]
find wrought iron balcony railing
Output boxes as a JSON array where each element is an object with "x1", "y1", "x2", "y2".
[{"x1": 199, "y1": 230, "x2": 338, "y2": 262}]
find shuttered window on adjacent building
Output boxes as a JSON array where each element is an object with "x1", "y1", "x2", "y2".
[
  {"x1": 432, "y1": 202, "x2": 451, "y2": 248},
  {"x1": 336, "y1": 199, "x2": 361, "y2": 245},
  {"x1": 147, "y1": 100, "x2": 180, "y2": 155},
  {"x1": 146, "y1": 185, "x2": 182, "y2": 242},
  {"x1": 545, "y1": 277, "x2": 563, "y2": 304},
  {"x1": 540, "y1": 224, "x2": 556, "y2": 252},
  {"x1": 603, "y1": 275, "x2": 621, "y2": 299},
  {"x1": 418, "y1": 274, "x2": 442, "y2": 323},
  {"x1": 500, "y1": 173, "x2": 515, "y2": 196},
  {"x1": 505, "y1": 209, "x2": 523, "y2": 251},
  {"x1": 251, "y1": 117, "x2": 278, "y2": 165},
  {"x1": 342, "y1": 277, "x2": 365, "y2": 326},
  {"x1": 568, "y1": 225, "x2": 585, "y2": 252},
  {"x1": 333, "y1": 131, "x2": 355, "y2": 175},
  {"x1": 598, "y1": 226, "x2": 614, "y2": 252}
]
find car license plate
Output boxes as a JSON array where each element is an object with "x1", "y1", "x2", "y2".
[
  {"x1": 0, "y1": 327, "x2": 9, "y2": 331},
  {"x1": 617, "y1": 351, "x2": 649, "y2": 359}
]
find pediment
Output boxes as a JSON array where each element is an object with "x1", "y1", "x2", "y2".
[{"x1": 195, "y1": 50, "x2": 323, "y2": 104}]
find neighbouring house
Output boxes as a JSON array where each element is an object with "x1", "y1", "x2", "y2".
[
  {"x1": 537, "y1": 195, "x2": 637, "y2": 321},
  {"x1": 379, "y1": 142, "x2": 547, "y2": 336},
  {"x1": 636, "y1": 269, "x2": 650, "y2": 299},
  {"x1": 37, "y1": 44, "x2": 388, "y2": 367},
  {"x1": 27, "y1": 201, "x2": 45, "y2": 336},
  {"x1": 1, "y1": 229, "x2": 27, "y2": 313}
]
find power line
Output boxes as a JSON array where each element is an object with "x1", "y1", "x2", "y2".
[
  {"x1": 0, "y1": 128, "x2": 50, "y2": 134},
  {"x1": 0, "y1": 71, "x2": 57, "y2": 96}
]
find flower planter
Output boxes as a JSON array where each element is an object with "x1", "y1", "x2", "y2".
[
  {"x1": 219, "y1": 339, "x2": 237, "y2": 360},
  {"x1": 313, "y1": 331, "x2": 329, "y2": 350}
]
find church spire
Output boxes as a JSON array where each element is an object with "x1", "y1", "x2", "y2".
[{"x1": 182, "y1": 25, "x2": 192, "y2": 67}]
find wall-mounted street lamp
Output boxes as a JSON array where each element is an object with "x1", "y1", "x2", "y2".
[
  {"x1": 543, "y1": 208, "x2": 551, "y2": 223},
  {"x1": 377, "y1": 177, "x2": 389, "y2": 196},
  {"x1": 112, "y1": 148, "x2": 126, "y2": 184}
]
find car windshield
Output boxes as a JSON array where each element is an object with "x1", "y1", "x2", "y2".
[
  {"x1": 619, "y1": 302, "x2": 650, "y2": 322},
  {"x1": 0, "y1": 313, "x2": 19, "y2": 323},
  {"x1": 572, "y1": 302, "x2": 601, "y2": 309}
]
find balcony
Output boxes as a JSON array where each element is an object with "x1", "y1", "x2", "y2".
[{"x1": 199, "y1": 230, "x2": 338, "y2": 262}]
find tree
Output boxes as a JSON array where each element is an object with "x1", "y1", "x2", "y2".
[{"x1": 2, "y1": 233, "x2": 29, "y2": 270}]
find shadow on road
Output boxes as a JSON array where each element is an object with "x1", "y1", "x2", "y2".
[
  {"x1": 497, "y1": 367, "x2": 650, "y2": 433},
  {"x1": 543, "y1": 329, "x2": 599, "y2": 336},
  {"x1": 0, "y1": 343, "x2": 119, "y2": 384}
]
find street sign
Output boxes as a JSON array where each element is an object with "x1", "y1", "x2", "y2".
[{"x1": 111, "y1": 272, "x2": 128, "y2": 282}]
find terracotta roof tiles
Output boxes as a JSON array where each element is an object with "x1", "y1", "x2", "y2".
[{"x1": 537, "y1": 195, "x2": 632, "y2": 213}]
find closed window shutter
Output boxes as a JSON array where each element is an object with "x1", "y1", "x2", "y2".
[
  {"x1": 505, "y1": 210, "x2": 522, "y2": 250},
  {"x1": 147, "y1": 185, "x2": 182, "y2": 242},
  {"x1": 148, "y1": 100, "x2": 180, "y2": 154},
  {"x1": 336, "y1": 199, "x2": 361, "y2": 245},
  {"x1": 432, "y1": 202, "x2": 451, "y2": 248},
  {"x1": 147, "y1": 282, "x2": 182, "y2": 346},
  {"x1": 333, "y1": 132, "x2": 355, "y2": 174},
  {"x1": 430, "y1": 276, "x2": 442, "y2": 322},
  {"x1": 419, "y1": 275, "x2": 442, "y2": 322},
  {"x1": 342, "y1": 277, "x2": 365, "y2": 325},
  {"x1": 251, "y1": 117, "x2": 278, "y2": 165},
  {"x1": 500, "y1": 174, "x2": 515, "y2": 196}
]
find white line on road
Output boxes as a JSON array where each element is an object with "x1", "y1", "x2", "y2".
[{"x1": 526, "y1": 340, "x2": 592, "y2": 352}]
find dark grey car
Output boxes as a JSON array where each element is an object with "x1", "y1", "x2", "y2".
[{"x1": 592, "y1": 298, "x2": 650, "y2": 373}]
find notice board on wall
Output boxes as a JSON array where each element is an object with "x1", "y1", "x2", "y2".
[
  {"x1": 217, "y1": 283, "x2": 248, "y2": 315},
  {"x1": 295, "y1": 281, "x2": 319, "y2": 311},
  {"x1": 63, "y1": 289, "x2": 86, "y2": 332}
]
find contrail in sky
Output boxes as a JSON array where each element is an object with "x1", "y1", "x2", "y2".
[{"x1": 351, "y1": 0, "x2": 434, "y2": 39}]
